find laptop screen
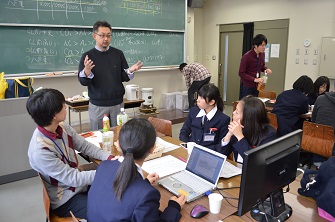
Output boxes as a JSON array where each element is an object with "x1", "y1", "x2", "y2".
[{"x1": 186, "y1": 145, "x2": 225, "y2": 184}]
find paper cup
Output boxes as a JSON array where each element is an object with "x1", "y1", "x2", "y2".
[
  {"x1": 187, "y1": 142, "x2": 195, "y2": 155},
  {"x1": 208, "y1": 193, "x2": 223, "y2": 214}
]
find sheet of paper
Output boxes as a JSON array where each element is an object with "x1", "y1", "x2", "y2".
[
  {"x1": 257, "y1": 97, "x2": 270, "y2": 103},
  {"x1": 142, "y1": 155, "x2": 186, "y2": 178},
  {"x1": 81, "y1": 131, "x2": 102, "y2": 148},
  {"x1": 220, "y1": 161, "x2": 242, "y2": 178},
  {"x1": 156, "y1": 137, "x2": 180, "y2": 153}
]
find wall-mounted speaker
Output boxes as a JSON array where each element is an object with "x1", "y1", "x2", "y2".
[{"x1": 187, "y1": 0, "x2": 204, "y2": 8}]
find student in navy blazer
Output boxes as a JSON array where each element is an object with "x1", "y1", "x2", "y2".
[
  {"x1": 179, "y1": 83, "x2": 230, "y2": 152},
  {"x1": 221, "y1": 96, "x2": 277, "y2": 163},
  {"x1": 88, "y1": 118, "x2": 186, "y2": 222},
  {"x1": 272, "y1": 75, "x2": 313, "y2": 137}
]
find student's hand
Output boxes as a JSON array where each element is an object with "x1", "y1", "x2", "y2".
[
  {"x1": 146, "y1": 173, "x2": 160, "y2": 185},
  {"x1": 84, "y1": 55, "x2": 95, "y2": 76},
  {"x1": 223, "y1": 130, "x2": 234, "y2": 142},
  {"x1": 265, "y1": 68, "x2": 272, "y2": 74},
  {"x1": 129, "y1": 61, "x2": 143, "y2": 73},
  {"x1": 171, "y1": 194, "x2": 186, "y2": 209},
  {"x1": 228, "y1": 119, "x2": 244, "y2": 141}
]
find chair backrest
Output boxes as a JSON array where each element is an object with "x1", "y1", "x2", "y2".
[
  {"x1": 301, "y1": 121, "x2": 335, "y2": 158},
  {"x1": 267, "y1": 112, "x2": 278, "y2": 130},
  {"x1": 38, "y1": 173, "x2": 73, "y2": 222},
  {"x1": 148, "y1": 116, "x2": 173, "y2": 137},
  {"x1": 259, "y1": 90, "x2": 276, "y2": 99}
]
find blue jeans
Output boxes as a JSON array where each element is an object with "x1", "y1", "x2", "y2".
[
  {"x1": 239, "y1": 83, "x2": 258, "y2": 100},
  {"x1": 52, "y1": 192, "x2": 88, "y2": 219}
]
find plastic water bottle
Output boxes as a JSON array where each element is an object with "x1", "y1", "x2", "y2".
[
  {"x1": 102, "y1": 131, "x2": 113, "y2": 153},
  {"x1": 117, "y1": 108, "x2": 129, "y2": 126},
  {"x1": 263, "y1": 72, "x2": 268, "y2": 84},
  {"x1": 102, "y1": 114, "x2": 110, "y2": 132}
]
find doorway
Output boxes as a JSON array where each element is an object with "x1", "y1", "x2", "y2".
[{"x1": 218, "y1": 19, "x2": 289, "y2": 105}]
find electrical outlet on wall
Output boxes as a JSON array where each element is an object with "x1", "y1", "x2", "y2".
[
  {"x1": 313, "y1": 59, "x2": 317, "y2": 65},
  {"x1": 295, "y1": 58, "x2": 299, "y2": 64},
  {"x1": 305, "y1": 49, "x2": 309, "y2": 55},
  {"x1": 296, "y1": 49, "x2": 300, "y2": 55},
  {"x1": 304, "y1": 58, "x2": 308, "y2": 65}
]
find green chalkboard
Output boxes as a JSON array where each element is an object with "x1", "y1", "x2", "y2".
[
  {"x1": 0, "y1": 0, "x2": 185, "y2": 31},
  {"x1": 0, "y1": 26, "x2": 184, "y2": 75}
]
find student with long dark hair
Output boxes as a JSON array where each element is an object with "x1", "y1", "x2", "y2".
[
  {"x1": 308, "y1": 76, "x2": 330, "y2": 105},
  {"x1": 221, "y1": 95, "x2": 276, "y2": 163},
  {"x1": 88, "y1": 118, "x2": 186, "y2": 221},
  {"x1": 179, "y1": 83, "x2": 230, "y2": 152}
]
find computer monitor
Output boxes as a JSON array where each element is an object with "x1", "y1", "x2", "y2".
[{"x1": 237, "y1": 129, "x2": 303, "y2": 221}]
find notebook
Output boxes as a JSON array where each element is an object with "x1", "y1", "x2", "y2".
[{"x1": 158, "y1": 144, "x2": 227, "y2": 203}]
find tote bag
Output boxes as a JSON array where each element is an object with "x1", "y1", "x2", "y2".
[{"x1": 5, "y1": 77, "x2": 34, "y2": 98}]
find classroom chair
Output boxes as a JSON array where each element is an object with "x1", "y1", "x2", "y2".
[
  {"x1": 148, "y1": 116, "x2": 173, "y2": 137},
  {"x1": 300, "y1": 121, "x2": 335, "y2": 168},
  {"x1": 267, "y1": 112, "x2": 278, "y2": 131},
  {"x1": 258, "y1": 90, "x2": 277, "y2": 99},
  {"x1": 38, "y1": 173, "x2": 77, "y2": 222}
]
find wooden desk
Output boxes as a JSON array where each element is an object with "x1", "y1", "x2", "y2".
[
  {"x1": 90, "y1": 135, "x2": 323, "y2": 221},
  {"x1": 158, "y1": 136, "x2": 324, "y2": 222},
  {"x1": 134, "y1": 108, "x2": 188, "y2": 125},
  {"x1": 66, "y1": 98, "x2": 144, "y2": 132}
]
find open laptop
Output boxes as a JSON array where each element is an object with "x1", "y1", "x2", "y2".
[{"x1": 158, "y1": 144, "x2": 227, "y2": 203}]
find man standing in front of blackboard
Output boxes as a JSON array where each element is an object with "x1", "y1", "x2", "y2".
[{"x1": 78, "y1": 21, "x2": 143, "y2": 130}]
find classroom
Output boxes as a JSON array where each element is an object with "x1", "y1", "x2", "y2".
[{"x1": 0, "y1": 0, "x2": 334, "y2": 221}]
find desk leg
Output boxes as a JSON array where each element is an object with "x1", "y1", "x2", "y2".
[
  {"x1": 68, "y1": 106, "x2": 71, "y2": 125},
  {"x1": 79, "y1": 110, "x2": 82, "y2": 133}
]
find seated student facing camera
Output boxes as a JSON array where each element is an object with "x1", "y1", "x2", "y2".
[
  {"x1": 221, "y1": 95, "x2": 277, "y2": 163},
  {"x1": 179, "y1": 83, "x2": 230, "y2": 152},
  {"x1": 87, "y1": 118, "x2": 186, "y2": 221}
]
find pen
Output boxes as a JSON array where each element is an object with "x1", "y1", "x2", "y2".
[{"x1": 178, "y1": 156, "x2": 187, "y2": 163}]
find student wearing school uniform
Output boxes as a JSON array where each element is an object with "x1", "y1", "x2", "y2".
[
  {"x1": 307, "y1": 76, "x2": 330, "y2": 105},
  {"x1": 87, "y1": 118, "x2": 186, "y2": 221},
  {"x1": 272, "y1": 75, "x2": 314, "y2": 137},
  {"x1": 221, "y1": 95, "x2": 277, "y2": 163},
  {"x1": 179, "y1": 83, "x2": 230, "y2": 152}
]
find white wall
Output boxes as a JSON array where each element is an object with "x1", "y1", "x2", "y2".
[{"x1": 186, "y1": 0, "x2": 335, "y2": 90}]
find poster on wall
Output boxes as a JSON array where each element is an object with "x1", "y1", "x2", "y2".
[
  {"x1": 270, "y1": 44, "x2": 280, "y2": 58},
  {"x1": 265, "y1": 44, "x2": 270, "y2": 62}
]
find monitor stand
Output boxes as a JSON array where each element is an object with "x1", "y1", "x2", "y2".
[{"x1": 250, "y1": 189, "x2": 292, "y2": 222}]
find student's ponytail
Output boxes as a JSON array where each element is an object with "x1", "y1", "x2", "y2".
[{"x1": 113, "y1": 118, "x2": 156, "y2": 200}]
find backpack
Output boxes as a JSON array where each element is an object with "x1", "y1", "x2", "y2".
[{"x1": 298, "y1": 156, "x2": 335, "y2": 218}]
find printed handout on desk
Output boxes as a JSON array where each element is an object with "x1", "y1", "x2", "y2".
[
  {"x1": 80, "y1": 131, "x2": 102, "y2": 148},
  {"x1": 156, "y1": 137, "x2": 180, "y2": 153},
  {"x1": 142, "y1": 155, "x2": 186, "y2": 178},
  {"x1": 257, "y1": 97, "x2": 270, "y2": 103},
  {"x1": 220, "y1": 161, "x2": 242, "y2": 178}
]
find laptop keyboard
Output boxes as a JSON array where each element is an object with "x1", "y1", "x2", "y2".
[{"x1": 172, "y1": 171, "x2": 210, "y2": 193}]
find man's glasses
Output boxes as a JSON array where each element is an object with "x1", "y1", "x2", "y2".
[{"x1": 94, "y1": 32, "x2": 112, "y2": 39}]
